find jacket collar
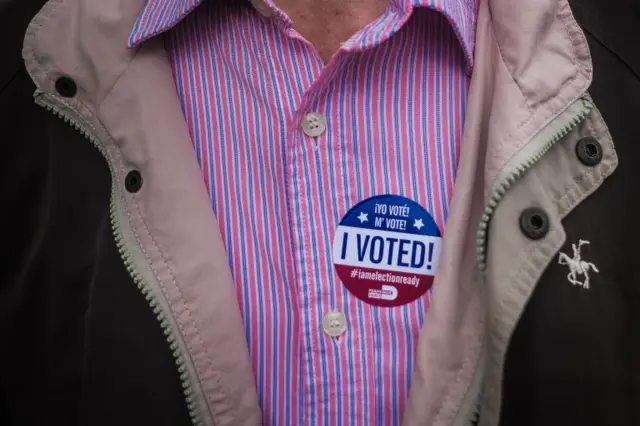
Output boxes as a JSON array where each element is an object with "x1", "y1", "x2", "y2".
[{"x1": 127, "y1": 0, "x2": 478, "y2": 66}]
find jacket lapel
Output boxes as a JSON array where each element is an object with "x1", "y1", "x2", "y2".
[{"x1": 403, "y1": 0, "x2": 592, "y2": 424}]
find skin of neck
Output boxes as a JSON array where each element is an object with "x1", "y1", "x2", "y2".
[{"x1": 271, "y1": 0, "x2": 391, "y2": 62}]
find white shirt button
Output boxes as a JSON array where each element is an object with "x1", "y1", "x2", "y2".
[
  {"x1": 322, "y1": 311, "x2": 347, "y2": 337},
  {"x1": 301, "y1": 112, "x2": 327, "y2": 137}
]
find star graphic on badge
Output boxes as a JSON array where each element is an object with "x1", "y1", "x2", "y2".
[
  {"x1": 413, "y1": 218, "x2": 425, "y2": 230},
  {"x1": 357, "y1": 212, "x2": 369, "y2": 223}
]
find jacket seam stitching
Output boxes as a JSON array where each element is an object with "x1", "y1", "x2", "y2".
[
  {"x1": 128, "y1": 190, "x2": 234, "y2": 423},
  {"x1": 484, "y1": 105, "x2": 616, "y2": 424},
  {"x1": 487, "y1": 170, "x2": 593, "y2": 422},
  {"x1": 491, "y1": 114, "x2": 614, "y2": 420},
  {"x1": 23, "y1": 2, "x2": 232, "y2": 421},
  {"x1": 99, "y1": 49, "x2": 236, "y2": 421},
  {"x1": 98, "y1": 43, "x2": 235, "y2": 426}
]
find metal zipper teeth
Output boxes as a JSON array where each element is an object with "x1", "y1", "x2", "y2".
[
  {"x1": 463, "y1": 95, "x2": 594, "y2": 426},
  {"x1": 475, "y1": 96, "x2": 594, "y2": 272},
  {"x1": 36, "y1": 97, "x2": 203, "y2": 426}
]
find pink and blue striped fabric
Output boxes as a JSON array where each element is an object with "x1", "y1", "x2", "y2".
[{"x1": 130, "y1": 0, "x2": 476, "y2": 424}]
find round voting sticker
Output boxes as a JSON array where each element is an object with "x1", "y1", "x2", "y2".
[{"x1": 332, "y1": 195, "x2": 442, "y2": 307}]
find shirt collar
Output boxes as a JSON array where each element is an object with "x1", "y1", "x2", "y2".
[
  {"x1": 128, "y1": 0, "x2": 477, "y2": 66},
  {"x1": 128, "y1": 0, "x2": 271, "y2": 47},
  {"x1": 414, "y1": 0, "x2": 477, "y2": 67}
]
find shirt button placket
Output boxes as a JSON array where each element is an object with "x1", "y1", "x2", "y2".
[
  {"x1": 322, "y1": 311, "x2": 348, "y2": 338},
  {"x1": 301, "y1": 112, "x2": 327, "y2": 138},
  {"x1": 292, "y1": 103, "x2": 332, "y2": 425}
]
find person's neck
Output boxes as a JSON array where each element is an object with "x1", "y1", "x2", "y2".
[{"x1": 272, "y1": 0, "x2": 390, "y2": 63}]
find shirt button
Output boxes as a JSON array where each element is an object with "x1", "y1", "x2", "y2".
[
  {"x1": 322, "y1": 311, "x2": 347, "y2": 337},
  {"x1": 301, "y1": 112, "x2": 327, "y2": 137}
]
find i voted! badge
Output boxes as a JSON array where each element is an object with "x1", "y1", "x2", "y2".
[{"x1": 332, "y1": 195, "x2": 442, "y2": 307}]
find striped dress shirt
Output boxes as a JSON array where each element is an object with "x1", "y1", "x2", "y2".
[{"x1": 129, "y1": 0, "x2": 476, "y2": 424}]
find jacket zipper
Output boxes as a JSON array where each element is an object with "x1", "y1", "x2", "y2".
[
  {"x1": 476, "y1": 94, "x2": 594, "y2": 271},
  {"x1": 462, "y1": 94, "x2": 594, "y2": 426},
  {"x1": 34, "y1": 91, "x2": 206, "y2": 426}
]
